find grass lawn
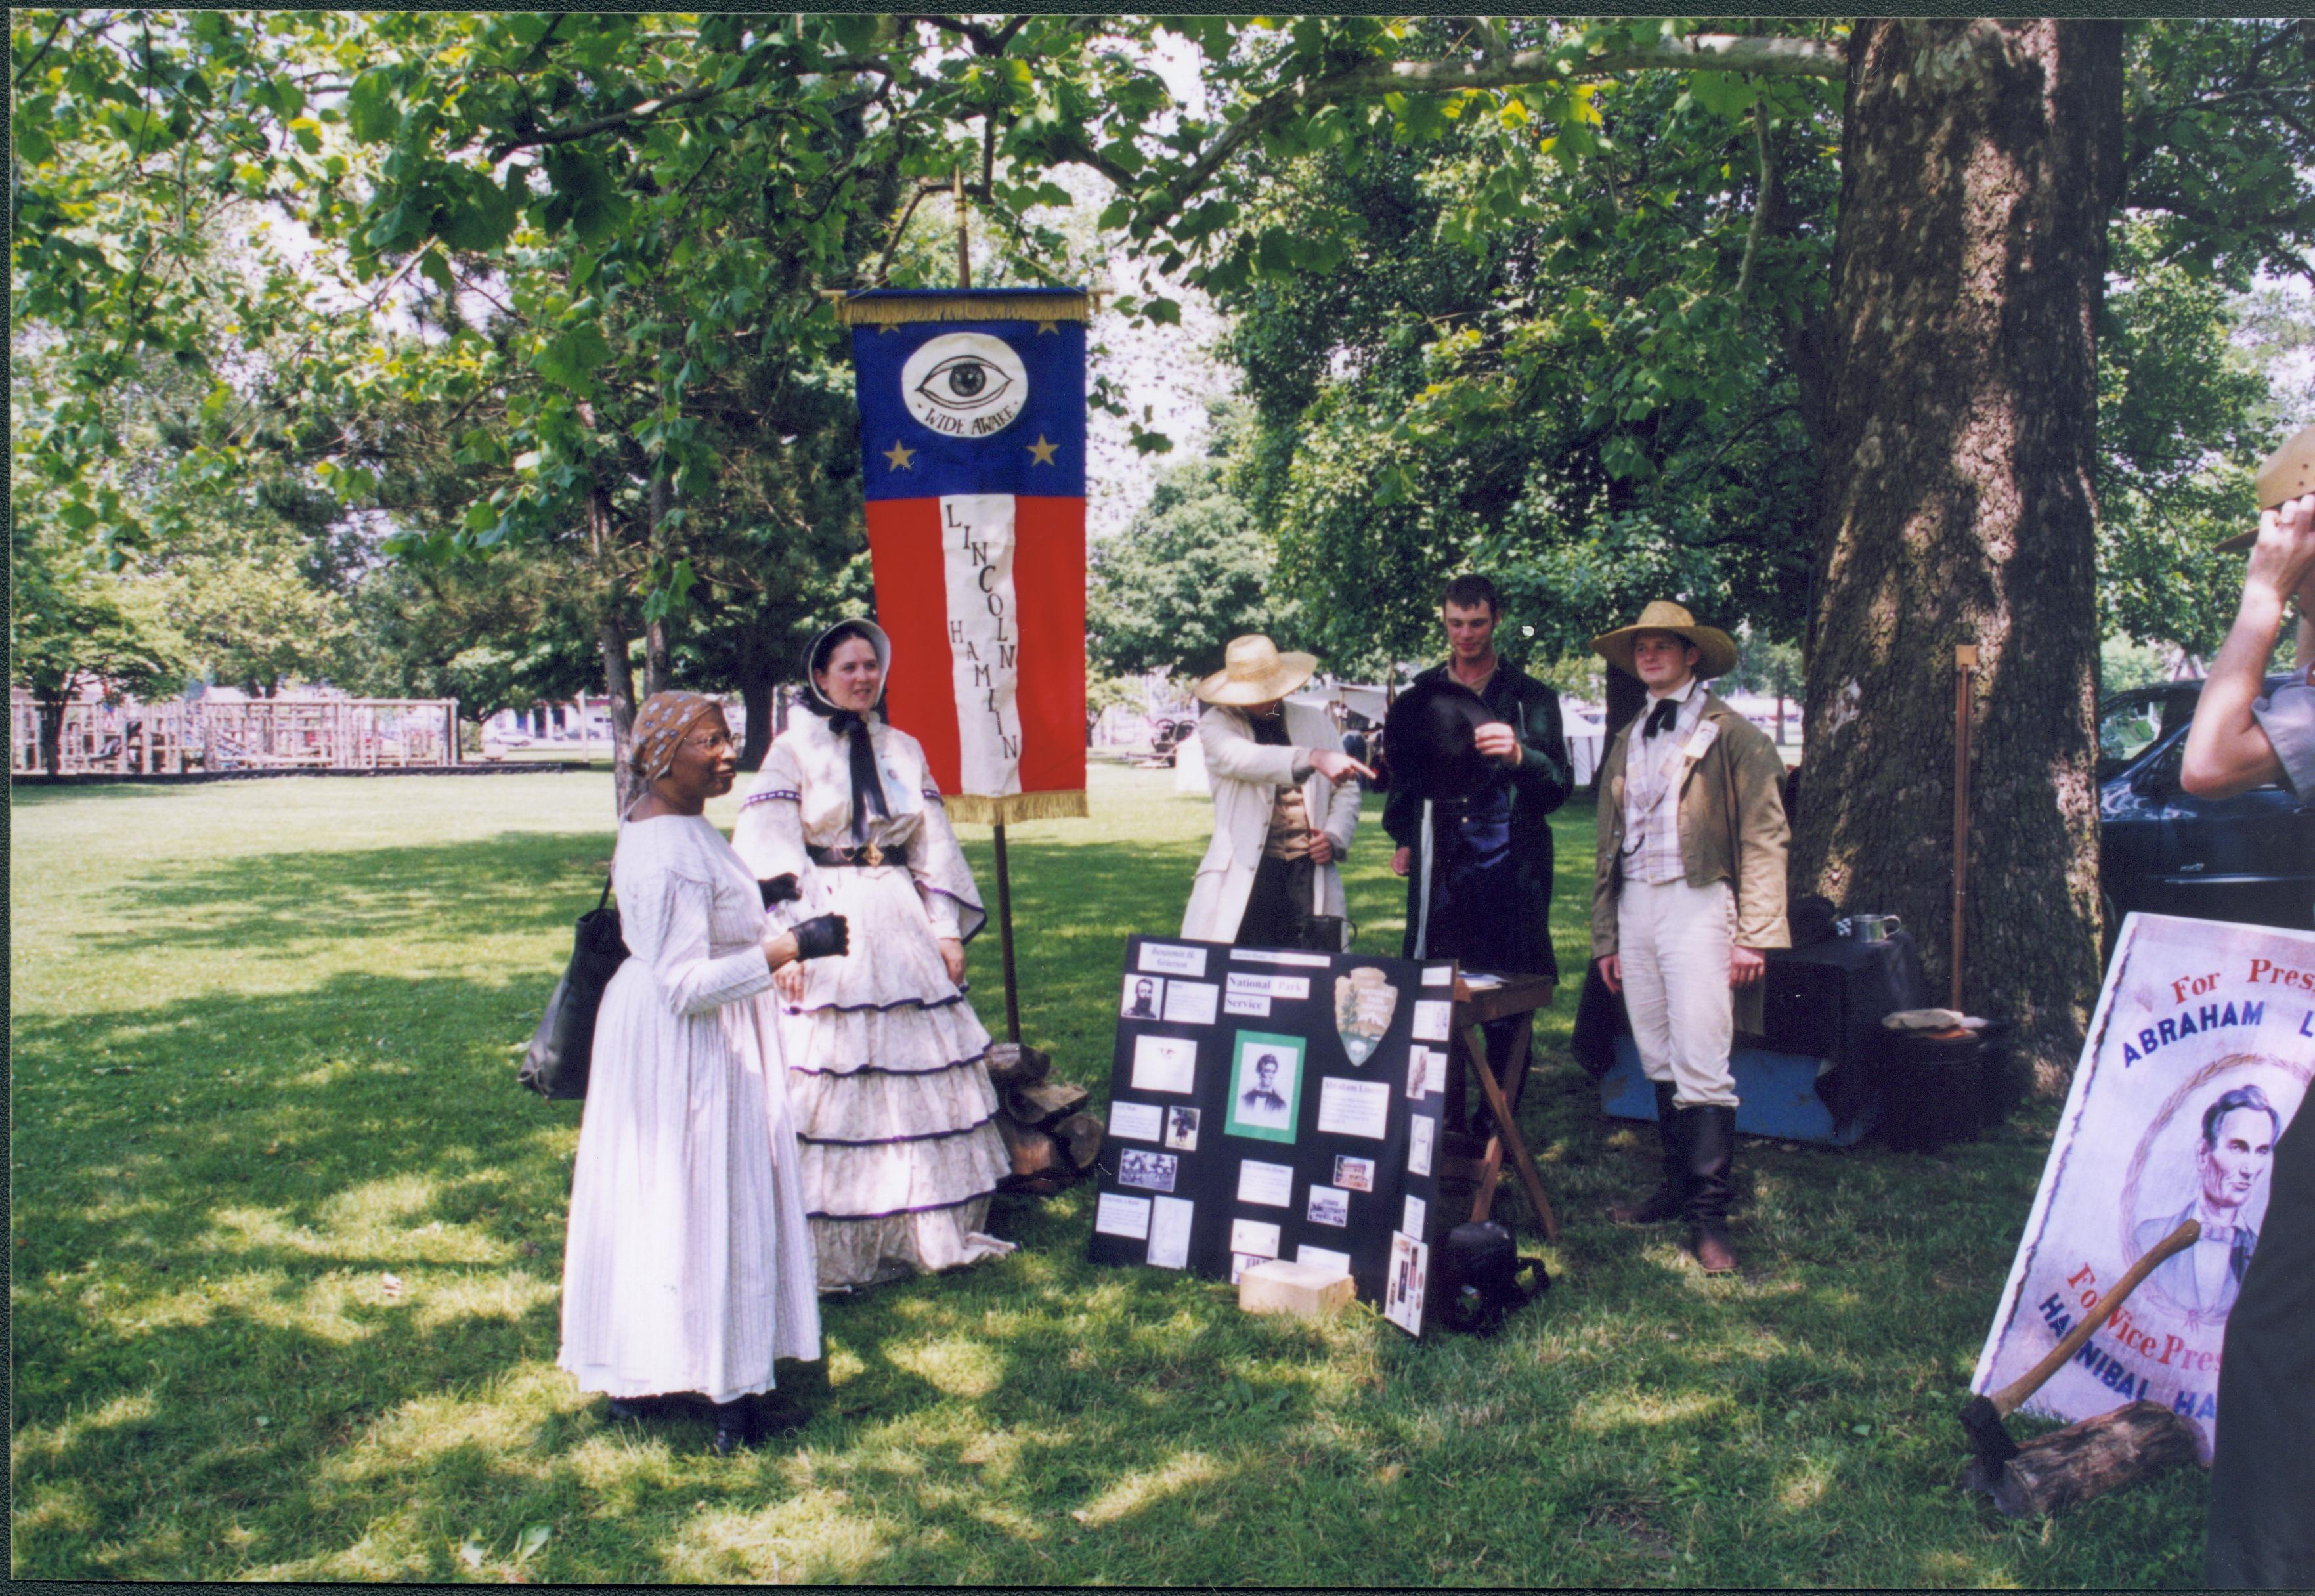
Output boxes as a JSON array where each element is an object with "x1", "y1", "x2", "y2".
[{"x1": 10, "y1": 762, "x2": 2207, "y2": 1585}]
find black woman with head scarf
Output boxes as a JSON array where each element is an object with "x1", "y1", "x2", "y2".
[{"x1": 557, "y1": 691, "x2": 849, "y2": 1454}]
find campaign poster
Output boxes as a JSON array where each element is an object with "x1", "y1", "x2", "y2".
[{"x1": 1970, "y1": 913, "x2": 2314, "y2": 1460}]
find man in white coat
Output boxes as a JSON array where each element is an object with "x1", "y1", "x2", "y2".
[{"x1": 1179, "y1": 635, "x2": 1374, "y2": 949}]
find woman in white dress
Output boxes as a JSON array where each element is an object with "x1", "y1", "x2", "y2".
[
  {"x1": 558, "y1": 691, "x2": 850, "y2": 1453},
  {"x1": 735, "y1": 620, "x2": 1014, "y2": 1288}
]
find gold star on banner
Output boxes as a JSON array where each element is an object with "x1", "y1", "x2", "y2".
[
  {"x1": 884, "y1": 441, "x2": 916, "y2": 471},
  {"x1": 877, "y1": 324, "x2": 899, "y2": 335},
  {"x1": 1035, "y1": 320, "x2": 1060, "y2": 335},
  {"x1": 1026, "y1": 435, "x2": 1060, "y2": 466}
]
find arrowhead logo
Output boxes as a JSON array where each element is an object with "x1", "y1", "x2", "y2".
[{"x1": 1334, "y1": 967, "x2": 1400, "y2": 1066}]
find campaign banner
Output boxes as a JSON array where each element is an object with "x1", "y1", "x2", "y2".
[
  {"x1": 838, "y1": 288, "x2": 1088, "y2": 825},
  {"x1": 1970, "y1": 913, "x2": 2314, "y2": 1459}
]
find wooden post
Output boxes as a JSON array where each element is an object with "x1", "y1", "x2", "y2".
[{"x1": 1951, "y1": 645, "x2": 1977, "y2": 1010}]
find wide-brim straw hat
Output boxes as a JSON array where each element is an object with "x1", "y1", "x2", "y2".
[
  {"x1": 1590, "y1": 600, "x2": 1739, "y2": 680},
  {"x1": 2218, "y1": 421, "x2": 2315, "y2": 551},
  {"x1": 1194, "y1": 634, "x2": 1318, "y2": 706},
  {"x1": 804, "y1": 618, "x2": 893, "y2": 709},
  {"x1": 1382, "y1": 677, "x2": 1500, "y2": 803}
]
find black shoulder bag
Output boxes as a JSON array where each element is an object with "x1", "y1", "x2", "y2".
[{"x1": 518, "y1": 875, "x2": 629, "y2": 1100}]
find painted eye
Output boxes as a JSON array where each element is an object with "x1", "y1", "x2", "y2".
[{"x1": 913, "y1": 355, "x2": 1014, "y2": 414}]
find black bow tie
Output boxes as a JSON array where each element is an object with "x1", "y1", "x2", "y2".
[{"x1": 1644, "y1": 699, "x2": 1679, "y2": 739}]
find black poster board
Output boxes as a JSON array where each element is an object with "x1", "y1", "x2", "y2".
[{"x1": 1087, "y1": 936, "x2": 1456, "y2": 1336}]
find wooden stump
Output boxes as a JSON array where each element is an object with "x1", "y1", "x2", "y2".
[
  {"x1": 995, "y1": 1113, "x2": 1067, "y2": 1180},
  {"x1": 1006, "y1": 1078, "x2": 1090, "y2": 1127},
  {"x1": 1963, "y1": 1400, "x2": 2201, "y2": 1517},
  {"x1": 984, "y1": 1042, "x2": 1051, "y2": 1088},
  {"x1": 1050, "y1": 1111, "x2": 1104, "y2": 1171}
]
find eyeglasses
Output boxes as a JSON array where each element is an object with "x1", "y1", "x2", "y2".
[{"x1": 682, "y1": 731, "x2": 735, "y2": 752}]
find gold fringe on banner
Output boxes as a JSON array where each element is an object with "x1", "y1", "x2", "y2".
[
  {"x1": 830, "y1": 293, "x2": 1091, "y2": 327},
  {"x1": 944, "y1": 789, "x2": 1090, "y2": 827}
]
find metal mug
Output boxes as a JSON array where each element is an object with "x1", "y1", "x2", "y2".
[{"x1": 1855, "y1": 913, "x2": 1903, "y2": 943}]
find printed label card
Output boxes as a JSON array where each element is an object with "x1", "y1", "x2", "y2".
[
  {"x1": 1236, "y1": 1159, "x2": 1296, "y2": 1208},
  {"x1": 1108, "y1": 1101, "x2": 1163, "y2": 1143},
  {"x1": 1146, "y1": 1197, "x2": 1194, "y2": 1270},
  {"x1": 1316, "y1": 1076, "x2": 1393, "y2": 1140},
  {"x1": 1163, "y1": 981, "x2": 1221, "y2": 1026},
  {"x1": 1095, "y1": 1192, "x2": 1152, "y2": 1240}
]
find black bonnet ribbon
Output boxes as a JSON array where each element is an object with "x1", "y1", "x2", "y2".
[{"x1": 829, "y1": 710, "x2": 889, "y2": 842}]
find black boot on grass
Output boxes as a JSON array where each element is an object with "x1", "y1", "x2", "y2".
[
  {"x1": 1681, "y1": 1104, "x2": 1739, "y2": 1276},
  {"x1": 1609, "y1": 1081, "x2": 1687, "y2": 1224}
]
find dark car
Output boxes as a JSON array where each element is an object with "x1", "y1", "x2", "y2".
[{"x1": 2098, "y1": 674, "x2": 2314, "y2": 959}]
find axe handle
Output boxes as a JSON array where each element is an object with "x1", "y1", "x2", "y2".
[{"x1": 1989, "y1": 1218, "x2": 2200, "y2": 1418}]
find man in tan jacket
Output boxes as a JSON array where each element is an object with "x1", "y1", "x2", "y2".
[{"x1": 1590, "y1": 601, "x2": 1790, "y2": 1274}]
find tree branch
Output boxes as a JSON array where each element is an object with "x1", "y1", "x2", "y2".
[
  {"x1": 485, "y1": 57, "x2": 893, "y2": 157},
  {"x1": 1127, "y1": 32, "x2": 1845, "y2": 236},
  {"x1": 13, "y1": 11, "x2": 72, "y2": 89}
]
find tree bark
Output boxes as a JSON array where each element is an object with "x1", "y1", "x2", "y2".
[
  {"x1": 643, "y1": 476, "x2": 675, "y2": 699},
  {"x1": 38, "y1": 689, "x2": 68, "y2": 775},
  {"x1": 737, "y1": 676, "x2": 775, "y2": 773},
  {"x1": 589, "y1": 486, "x2": 643, "y2": 815},
  {"x1": 1593, "y1": 663, "x2": 1647, "y2": 798},
  {"x1": 1798, "y1": 20, "x2": 2124, "y2": 1083}
]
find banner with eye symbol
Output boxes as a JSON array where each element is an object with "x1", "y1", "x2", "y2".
[{"x1": 836, "y1": 288, "x2": 1089, "y2": 825}]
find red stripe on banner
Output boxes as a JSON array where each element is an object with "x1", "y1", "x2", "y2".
[
  {"x1": 1011, "y1": 496, "x2": 1087, "y2": 796},
  {"x1": 863, "y1": 498, "x2": 961, "y2": 791}
]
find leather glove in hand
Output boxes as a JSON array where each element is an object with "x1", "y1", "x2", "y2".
[
  {"x1": 791, "y1": 913, "x2": 850, "y2": 961},
  {"x1": 757, "y1": 873, "x2": 802, "y2": 909}
]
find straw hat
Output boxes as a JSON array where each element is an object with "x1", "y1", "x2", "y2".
[
  {"x1": 1194, "y1": 634, "x2": 1318, "y2": 706},
  {"x1": 2218, "y1": 421, "x2": 2315, "y2": 550},
  {"x1": 1590, "y1": 600, "x2": 1739, "y2": 680}
]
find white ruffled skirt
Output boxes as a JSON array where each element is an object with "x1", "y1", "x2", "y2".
[{"x1": 781, "y1": 863, "x2": 1012, "y2": 1287}]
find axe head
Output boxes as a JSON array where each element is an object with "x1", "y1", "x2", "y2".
[{"x1": 1959, "y1": 1393, "x2": 2021, "y2": 1468}]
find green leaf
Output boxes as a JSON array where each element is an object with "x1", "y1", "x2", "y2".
[
  {"x1": 418, "y1": 249, "x2": 455, "y2": 297},
  {"x1": 515, "y1": 1526, "x2": 551, "y2": 1563},
  {"x1": 345, "y1": 69, "x2": 398, "y2": 143}
]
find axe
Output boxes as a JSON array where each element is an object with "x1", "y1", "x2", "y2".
[{"x1": 1958, "y1": 1218, "x2": 2201, "y2": 1503}]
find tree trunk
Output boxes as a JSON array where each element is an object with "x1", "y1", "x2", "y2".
[
  {"x1": 643, "y1": 477, "x2": 675, "y2": 699},
  {"x1": 737, "y1": 676, "x2": 775, "y2": 773},
  {"x1": 38, "y1": 689, "x2": 68, "y2": 775},
  {"x1": 590, "y1": 486, "x2": 643, "y2": 815},
  {"x1": 1592, "y1": 663, "x2": 1647, "y2": 798},
  {"x1": 1798, "y1": 20, "x2": 2123, "y2": 1083}
]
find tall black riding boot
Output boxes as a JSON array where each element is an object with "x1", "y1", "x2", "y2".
[
  {"x1": 1681, "y1": 1104, "x2": 1739, "y2": 1275},
  {"x1": 1609, "y1": 1081, "x2": 1686, "y2": 1224}
]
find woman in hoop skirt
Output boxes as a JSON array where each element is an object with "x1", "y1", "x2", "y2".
[{"x1": 735, "y1": 620, "x2": 1013, "y2": 1289}]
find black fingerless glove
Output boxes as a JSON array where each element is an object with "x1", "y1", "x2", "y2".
[
  {"x1": 758, "y1": 873, "x2": 801, "y2": 909},
  {"x1": 791, "y1": 913, "x2": 850, "y2": 961}
]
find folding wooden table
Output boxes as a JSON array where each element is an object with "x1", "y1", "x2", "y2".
[{"x1": 1438, "y1": 972, "x2": 1560, "y2": 1241}]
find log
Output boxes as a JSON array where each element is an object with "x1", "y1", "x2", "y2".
[
  {"x1": 1050, "y1": 1111, "x2": 1104, "y2": 1171},
  {"x1": 984, "y1": 1041, "x2": 1051, "y2": 1087},
  {"x1": 995, "y1": 1113, "x2": 1066, "y2": 1179},
  {"x1": 1963, "y1": 1400, "x2": 2201, "y2": 1518},
  {"x1": 1006, "y1": 1078, "x2": 1090, "y2": 1127}
]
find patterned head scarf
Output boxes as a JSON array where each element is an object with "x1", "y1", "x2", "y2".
[{"x1": 632, "y1": 691, "x2": 725, "y2": 783}]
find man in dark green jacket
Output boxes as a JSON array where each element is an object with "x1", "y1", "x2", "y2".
[{"x1": 1384, "y1": 574, "x2": 1573, "y2": 980}]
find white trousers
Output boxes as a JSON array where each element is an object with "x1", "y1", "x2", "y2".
[{"x1": 1617, "y1": 876, "x2": 1739, "y2": 1110}]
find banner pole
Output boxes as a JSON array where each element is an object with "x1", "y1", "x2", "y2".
[{"x1": 950, "y1": 164, "x2": 1024, "y2": 1043}]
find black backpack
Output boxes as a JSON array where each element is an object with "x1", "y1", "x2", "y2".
[{"x1": 1435, "y1": 1220, "x2": 1549, "y2": 1335}]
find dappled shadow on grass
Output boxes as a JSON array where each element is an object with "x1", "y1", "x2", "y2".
[{"x1": 12, "y1": 785, "x2": 2211, "y2": 1586}]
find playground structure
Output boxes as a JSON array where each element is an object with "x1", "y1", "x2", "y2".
[{"x1": 12, "y1": 695, "x2": 462, "y2": 777}]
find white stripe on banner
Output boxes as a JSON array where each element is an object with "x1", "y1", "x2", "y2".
[{"x1": 940, "y1": 493, "x2": 1024, "y2": 796}]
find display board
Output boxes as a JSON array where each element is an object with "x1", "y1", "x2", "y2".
[
  {"x1": 1088, "y1": 936, "x2": 1456, "y2": 1336},
  {"x1": 1970, "y1": 912, "x2": 2314, "y2": 1460}
]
